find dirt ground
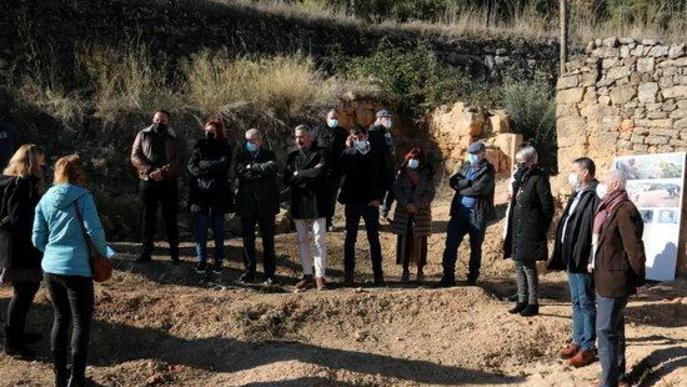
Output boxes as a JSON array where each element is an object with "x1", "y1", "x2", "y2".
[{"x1": 1, "y1": 181, "x2": 686, "y2": 387}]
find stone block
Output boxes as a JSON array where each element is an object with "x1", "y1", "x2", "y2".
[
  {"x1": 649, "y1": 45, "x2": 670, "y2": 57},
  {"x1": 490, "y1": 110, "x2": 511, "y2": 134},
  {"x1": 557, "y1": 116, "x2": 587, "y2": 147},
  {"x1": 669, "y1": 44, "x2": 686, "y2": 59},
  {"x1": 610, "y1": 85, "x2": 636, "y2": 105},
  {"x1": 637, "y1": 57, "x2": 655, "y2": 73},
  {"x1": 556, "y1": 75, "x2": 580, "y2": 90},
  {"x1": 556, "y1": 87, "x2": 585, "y2": 104},
  {"x1": 662, "y1": 86, "x2": 687, "y2": 99},
  {"x1": 607, "y1": 65, "x2": 632, "y2": 80}
]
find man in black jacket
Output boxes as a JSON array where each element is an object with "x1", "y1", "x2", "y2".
[
  {"x1": 439, "y1": 142, "x2": 496, "y2": 287},
  {"x1": 285, "y1": 125, "x2": 330, "y2": 291},
  {"x1": 548, "y1": 157, "x2": 599, "y2": 367},
  {"x1": 368, "y1": 109, "x2": 396, "y2": 220},
  {"x1": 313, "y1": 108, "x2": 349, "y2": 231},
  {"x1": 233, "y1": 128, "x2": 280, "y2": 285},
  {"x1": 339, "y1": 126, "x2": 386, "y2": 286}
]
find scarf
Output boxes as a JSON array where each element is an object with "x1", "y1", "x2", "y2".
[{"x1": 593, "y1": 189, "x2": 629, "y2": 235}]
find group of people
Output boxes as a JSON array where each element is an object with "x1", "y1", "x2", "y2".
[{"x1": 0, "y1": 106, "x2": 647, "y2": 387}]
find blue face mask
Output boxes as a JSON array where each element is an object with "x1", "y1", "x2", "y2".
[
  {"x1": 468, "y1": 154, "x2": 479, "y2": 164},
  {"x1": 246, "y1": 142, "x2": 258, "y2": 153},
  {"x1": 407, "y1": 159, "x2": 420, "y2": 169},
  {"x1": 354, "y1": 140, "x2": 370, "y2": 153},
  {"x1": 327, "y1": 119, "x2": 338, "y2": 128}
]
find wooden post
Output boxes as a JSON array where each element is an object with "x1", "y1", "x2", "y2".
[{"x1": 560, "y1": 0, "x2": 568, "y2": 75}]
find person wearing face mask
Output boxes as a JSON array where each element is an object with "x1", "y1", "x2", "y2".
[
  {"x1": 438, "y1": 141, "x2": 496, "y2": 287},
  {"x1": 390, "y1": 148, "x2": 435, "y2": 283},
  {"x1": 313, "y1": 108, "x2": 349, "y2": 231},
  {"x1": 369, "y1": 109, "x2": 396, "y2": 221},
  {"x1": 339, "y1": 126, "x2": 386, "y2": 286},
  {"x1": 503, "y1": 145, "x2": 554, "y2": 317},
  {"x1": 187, "y1": 120, "x2": 234, "y2": 275},
  {"x1": 233, "y1": 128, "x2": 280, "y2": 285},
  {"x1": 589, "y1": 169, "x2": 645, "y2": 387},
  {"x1": 285, "y1": 125, "x2": 330, "y2": 291},
  {"x1": 131, "y1": 110, "x2": 182, "y2": 264},
  {"x1": 547, "y1": 157, "x2": 599, "y2": 368}
]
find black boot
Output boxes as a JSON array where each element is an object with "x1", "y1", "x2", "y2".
[
  {"x1": 520, "y1": 304, "x2": 539, "y2": 317},
  {"x1": 170, "y1": 245, "x2": 180, "y2": 265},
  {"x1": 67, "y1": 353, "x2": 87, "y2": 387},
  {"x1": 3, "y1": 326, "x2": 36, "y2": 359},
  {"x1": 53, "y1": 350, "x2": 69, "y2": 387},
  {"x1": 508, "y1": 302, "x2": 527, "y2": 314}
]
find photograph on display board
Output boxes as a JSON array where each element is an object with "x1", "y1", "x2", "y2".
[{"x1": 613, "y1": 152, "x2": 687, "y2": 282}]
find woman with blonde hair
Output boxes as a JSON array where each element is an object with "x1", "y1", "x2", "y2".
[
  {"x1": 0, "y1": 144, "x2": 46, "y2": 359},
  {"x1": 33, "y1": 154, "x2": 108, "y2": 387}
]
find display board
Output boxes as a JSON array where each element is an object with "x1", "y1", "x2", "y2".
[{"x1": 614, "y1": 152, "x2": 687, "y2": 281}]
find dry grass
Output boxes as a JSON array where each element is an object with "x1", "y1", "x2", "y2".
[
  {"x1": 208, "y1": 0, "x2": 687, "y2": 44},
  {"x1": 182, "y1": 50, "x2": 375, "y2": 117}
]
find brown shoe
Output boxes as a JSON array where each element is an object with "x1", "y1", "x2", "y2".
[
  {"x1": 559, "y1": 343, "x2": 580, "y2": 359},
  {"x1": 295, "y1": 275, "x2": 314, "y2": 292},
  {"x1": 316, "y1": 277, "x2": 327, "y2": 291},
  {"x1": 568, "y1": 348, "x2": 596, "y2": 368}
]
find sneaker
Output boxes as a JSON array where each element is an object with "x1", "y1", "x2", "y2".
[
  {"x1": 316, "y1": 277, "x2": 327, "y2": 291},
  {"x1": 400, "y1": 271, "x2": 410, "y2": 284},
  {"x1": 519, "y1": 304, "x2": 539, "y2": 317},
  {"x1": 195, "y1": 261, "x2": 207, "y2": 274},
  {"x1": 568, "y1": 348, "x2": 596, "y2": 368},
  {"x1": 212, "y1": 261, "x2": 223, "y2": 275},
  {"x1": 238, "y1": 272, "x2": 255, "y2": 284},
  {"x1": 559, "y1": 343, "x2": 580, "y2": 359},
  {"x1": 295, "y1": 275, "x2": 315, "y2": 292}
]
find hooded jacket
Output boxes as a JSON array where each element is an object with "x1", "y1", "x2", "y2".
[{"x1": 32, "y1": 184, "x2": 108, "y2": 277}]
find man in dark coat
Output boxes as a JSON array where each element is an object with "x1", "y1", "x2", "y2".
[
  {"x1": 591, "y1": 169, "x2": 645, "y2": 387},
  {"x1": 504, "y1": 146, "x2": 554, "y2": 317},
  {"x1": 339, "y1": 126, "x2": 386, "y2": 286},
  {"x1": 285, "y1": 125, "x2": 330, "y2": 291},
  {"x1": 130, "y1": 110, "x2": 182, "y2": 264},
  {"x1": 548, "y1": 157, "x2": 599, "y2": 367},
  {"x1": 233, "y1": 128, "x2": 280, "y2": 285},
  {"x1": 439, "y1": 141, "x2": 496, "y2": 287},
  {"x1": 368, "y1": 109, "x2": 396, "y2": 220},
  {"x1": 313, "y1": 108, "x2": 349, "y2": 231}
]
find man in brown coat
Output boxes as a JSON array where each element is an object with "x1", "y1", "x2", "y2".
[
  {"x1": 130, "y1": 110, "x2": 182, "y2": 263},
  {"x1": 590, "y1": 169, "x2": 646, "y2": 387}
]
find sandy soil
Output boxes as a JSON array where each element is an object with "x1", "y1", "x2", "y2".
[{"x1": 1, "y1": 181, "x2": 686, "y2": 386}]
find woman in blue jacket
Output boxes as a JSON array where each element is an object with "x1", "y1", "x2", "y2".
[{"x1": 32, "y1": 154, "x2": 108, "y2": 387}]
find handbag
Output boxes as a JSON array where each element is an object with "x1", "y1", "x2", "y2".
[{"x1": 73, "y1": 201, "x2": 112, "y2": 283}]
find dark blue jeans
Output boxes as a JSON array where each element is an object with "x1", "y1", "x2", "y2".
[
  {"x1": 442, "y1": 208, "x2": 486, "y2": 281},
  {"x1": 596, "y1": 294, "x2": 628, "y2": 387},
  {"x1": 344, "y1": 202, "x2": 383, "y2": 279},
  {"x1": 194, "y1": 206, "x2": 225, "y2": 263},
  {"x1": 568, "y1": 272, "x2": 596, "y2": 350}
]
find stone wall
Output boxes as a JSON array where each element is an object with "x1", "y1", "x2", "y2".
[
  {"x1": 556, "y1": 37, "x2": 687, "y2": 277},
  {"x1": 0, "y1": 0, "x2": 566, "y2": 85}
]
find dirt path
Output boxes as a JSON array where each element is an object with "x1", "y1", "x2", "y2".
[{"x1": 1, "y1": 184, "x2": 686, "y2": 386}]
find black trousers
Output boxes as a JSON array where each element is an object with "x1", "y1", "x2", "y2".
[
  {"x1": 344, "y1": 202, "x2": 383, "y2": 279},
  {"x1": 6, "y1": 280, "x2": 40, "y2": 332},
  {"x1": 140, "y1": 180, "x2": 179, "y2": 254},
  {"x1": 241, "y1": 217, "x2": 276, "y2": 278},
  {"x1": 45, "y1": 273, "x2": 94, "y2": 380}
]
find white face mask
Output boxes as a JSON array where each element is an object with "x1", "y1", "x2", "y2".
[
  {"x1": 596, "y1": 183, "x2": 609, "y2": 200},
  {"x1": 407, "y1": 159, "x2": 420, "y2": 169},
  {"x1": 382, "y1": 119, "x2": 393, "y2": 129},
  {"x1": 354, "y1": 140, "x2": 370, "y2": 154},
  {"x1": 327, "y1": 119, "x2": 338, "y2": 128},
  {"x1": 567, "y1": 173, "x2": 579, "y2": 188}
]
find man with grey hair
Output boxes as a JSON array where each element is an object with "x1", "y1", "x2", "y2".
[
  {"x1": 589, "y1": 168, "x2": 645, "y2": 387},
  {"x1": 234, "y1": 128, "x2": 280, "y2": 285},
  {"x1": 285, "y1": 125, "x2": 330, "y2": 291}
]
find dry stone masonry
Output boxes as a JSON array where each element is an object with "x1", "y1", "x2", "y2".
[{"x1": 557, "y1": 37, "x2": 687, "y2": 171}]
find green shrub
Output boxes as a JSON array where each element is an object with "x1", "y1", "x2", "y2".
[{"x1": 500, "y1": 74, "x2": 557, "y2": 174}]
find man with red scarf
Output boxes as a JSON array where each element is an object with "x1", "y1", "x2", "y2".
[{"x1": 590, "y1": 169, "x2": 646, "y2": 387}]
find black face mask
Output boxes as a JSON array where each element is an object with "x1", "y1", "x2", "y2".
[{"x1": 153, "y1": 122, "x2": 167, "y2": 133}]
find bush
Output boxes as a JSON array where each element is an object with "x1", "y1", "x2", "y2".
[
  {"x1": 500, "y1": 74, "x2": 557, "y2": 174},
  {"x1": 332, "y1": 45, "x2": 482, "y2": 124}
]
